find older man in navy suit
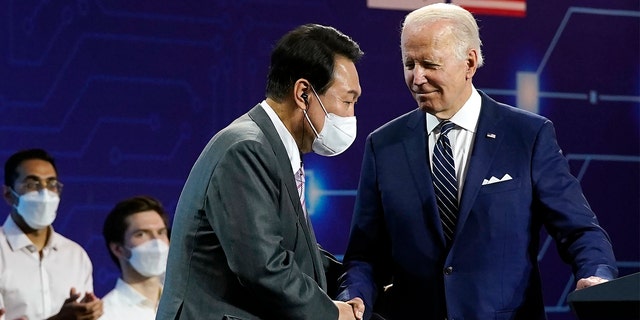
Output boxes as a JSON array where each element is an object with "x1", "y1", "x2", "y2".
[{"x1": 337, "y1": 4, "x2": 617, "y2": 319}]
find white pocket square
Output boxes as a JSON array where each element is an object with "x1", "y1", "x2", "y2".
[{"x1": 482, "y1": 173, "x2": 513, "y2": 185}]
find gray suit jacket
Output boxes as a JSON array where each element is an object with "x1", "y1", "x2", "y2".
[{"x1": 156, "y1": 105, "x2": 337, "y2": 320}]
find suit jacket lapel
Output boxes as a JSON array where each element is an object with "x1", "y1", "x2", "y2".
[
  {"x1": 248, "y1": 105, "x2": 303, "y2": 220},
  {"x1": 402, "y1": 109, "x2": 447, "y2": 246},
  {"x1": 247, "y1": 105, "x2": 326, "y2": 290},
  {"x1": 456, "y1": 93, "x2": 504, "y2": 235}
]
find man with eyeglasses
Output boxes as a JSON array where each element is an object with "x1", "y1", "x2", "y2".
[{"x1": 0, "y1": 148, "x2": 103, "y2": 320}]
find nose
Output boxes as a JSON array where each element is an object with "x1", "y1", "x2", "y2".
[
  {"x1": 411, "y1": 66, "x2": 429, "y2": 86},
  {"x1": 346, "y1": 108, "x2": 355, "y2": 117}
]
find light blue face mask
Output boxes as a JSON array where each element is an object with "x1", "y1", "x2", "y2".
[
  {"x1": 12, "y1": 189, "x2": 60, "y2": 230},
  {"x1": 303, "y1": 86, "x2": 357, "y2": 157}
]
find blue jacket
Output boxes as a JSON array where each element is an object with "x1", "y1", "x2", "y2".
[{"x1": 338, "y1": 92, "x2": 617, "y2": 319}]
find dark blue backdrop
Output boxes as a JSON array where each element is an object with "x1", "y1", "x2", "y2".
[{"x1": 1, "y1": 1, "x2": 638, "y2": 319}]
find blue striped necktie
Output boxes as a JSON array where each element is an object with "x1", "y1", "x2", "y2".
[{"x1": 432, "y1": 120, "x2": 458, "y2": 243}]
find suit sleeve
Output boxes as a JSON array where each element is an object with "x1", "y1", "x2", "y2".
[
  {"x1": 532, "y1": 120, "x2": 617, "y2": 280},
  {"x1": 338, "y1": 134, "x2": 392, "y2": 316},
  {"x1": 208, "y1": 139, "x2": 337, "y2": 319}
]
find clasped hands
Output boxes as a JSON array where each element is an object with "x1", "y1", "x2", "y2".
[
  {"x1": 335, "y1": 297, "x2": 365, "y2": 320},
  {"x1": 47, "y1": 287, "x2": 103, "y2": 320}
]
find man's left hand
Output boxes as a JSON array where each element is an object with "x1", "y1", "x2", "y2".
[{"x1": 576, "y1": 276, "x2": 608, "y2": 290}]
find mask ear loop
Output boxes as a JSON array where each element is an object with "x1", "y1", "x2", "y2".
[
  {"x1": 300, "y1": 91, "x2": 308, "y2": 160},
  {"x1": 310, "y1": 85, "x2": 329, "y2": 116},
  {"x1": 9, "y1": 188, "x2": 21, "y2": 209},
  {"x1": 302, "y1": 86, "x2": 321, "y2": 138}
]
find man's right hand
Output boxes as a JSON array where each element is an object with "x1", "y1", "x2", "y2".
[
  {"x1": 346, "y1": 297, "x2": 364, "y2": 320},
  {"x1": 47, "y1": 288, "x2": 103, "y2": 320},
  {"x1": 334, "y1": 300, "x2": 361, "y2": 320}
]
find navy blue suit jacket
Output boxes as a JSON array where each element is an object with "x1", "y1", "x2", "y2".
[{"x1": 338, "y1": 92, "x2": 617, "y2": 319}]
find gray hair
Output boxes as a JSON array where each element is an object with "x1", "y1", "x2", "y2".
[{"x1": 402, "y1": 3, "x2": 484, "y2": 67}]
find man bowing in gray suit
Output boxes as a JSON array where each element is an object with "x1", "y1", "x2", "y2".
[{"x1": 156, "y1": 24, "x2": 365, "y2": 320}]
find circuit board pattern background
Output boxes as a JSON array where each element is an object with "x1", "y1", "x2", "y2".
[{"x1": 0, "y1": 1, "x2": 638, "y2": 319}]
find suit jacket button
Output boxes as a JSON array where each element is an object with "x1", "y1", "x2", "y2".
[{"x1": 444, "y1": 266, "x2": 453, "y2": 275}]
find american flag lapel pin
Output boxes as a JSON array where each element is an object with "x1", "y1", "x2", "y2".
[{"x1": 486, "y1": 133, "x2": 496, "y2": 139}]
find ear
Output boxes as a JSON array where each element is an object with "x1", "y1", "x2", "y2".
[
  {"x1": 109, "y1": 242, "x2": 128, "y2": 260},
  {"x1": 3, "y1": 185, "x2": 15, "y2": 207},
  {"x1": 293, "y1": 79, "x2": 311, "y2": 110},
  {"x1": 465, "y1": 49, "x2": 478, "y2": 80}
]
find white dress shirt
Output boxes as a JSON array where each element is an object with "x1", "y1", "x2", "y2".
[
  {"x1": 0, "y1": 216, "x2": 94, "y2": 320},
  {"x1": 101, "y1": 278, "x2": 160, "y2": 320},
  {"x1": 426, "y1": 87, "x2": 482, "y2": 200}
]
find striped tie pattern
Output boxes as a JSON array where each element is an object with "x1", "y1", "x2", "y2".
[
  {"x1": 295, "y1": 166, "x2": 307, "y2": 220},
  {"x1": 432, "y1": 120, "x2": 458, "y2": 243}
]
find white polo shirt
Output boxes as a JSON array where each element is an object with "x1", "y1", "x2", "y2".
[{"x1": 0, "y1": 216, "x2": 94, "y2": 320}]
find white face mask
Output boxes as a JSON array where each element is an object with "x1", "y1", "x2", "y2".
[
  {"x1": 13, "y1": 189, "x2": 60, "y2": 230},
  {"x1": 127, "y1": 239, "x2": 169, "y2": 277},
  {"x1": 304, "y1": 87, "x2": 357, "y2": 157}
]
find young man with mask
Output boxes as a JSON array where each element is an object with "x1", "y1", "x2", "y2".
[
  {"x1": 101, "y1": 195, "x2": 170, "y2": 320},
  {"x1": 0, "y1": 148, "x2": 103, "y2": 320},
  {"x1": 156, "y1": 24, "x2": 365, "y2": 320}
]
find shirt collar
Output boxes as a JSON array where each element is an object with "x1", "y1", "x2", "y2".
[
  {"x1": 260, "y1": 100, "x2": 302, "y2": 173},
  {"x1": 114, "y1": 278, "x2": 160, "y2": 308},
  {"x1": 426, "y1": 86, "x2": 482, "y2": 134},
  {"x1": 3, "y1": 215, "x2": 58, "y2": 252}
]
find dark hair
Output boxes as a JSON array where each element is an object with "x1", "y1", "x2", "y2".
[
  {"x1": 265, "y1": 23, "x2": 363, "y2": 101},
  {"x1": 4, "y1": 148, "x2": 57, "y2": 188},
  {"x1": 102, "y1": 195, "x2": 170, "y2": 268}
]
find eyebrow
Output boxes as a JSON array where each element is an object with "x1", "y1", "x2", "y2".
[
  {"x1": 131, "y1": 226, "x2": 168, "y2": 233},
  {"x1": 23, "y1": 175, "x2": 57, "y2": 181}
]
